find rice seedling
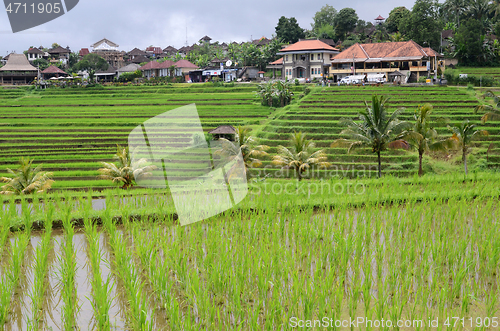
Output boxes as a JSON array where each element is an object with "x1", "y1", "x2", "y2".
[
  {"x1": 0, "y1": 230, "x2": 30, "y2": 326},
  {"x1": 27, "y1": 205, "x2": 53, "y2": 330},
  {"x1": 101, "y1": 213, "x2": 154, "y2": 330},
  {"x1": 56, "y1": 202, "x2": 80, "y2": 330},
  {"x1": 84, "y1": 217, "x2": 114, "y2": 330}
]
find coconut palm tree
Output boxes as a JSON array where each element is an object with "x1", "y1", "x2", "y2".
[
  {"x1": 273, "y1": 132, "x2": 330, "y2": 181},
  {"x1": 98, "y1": 145, "x2": 157, "y2": 189},
  {"x1": 448, "y1": 120, "x2": 489, "y2": 174},
  {"x1": 332, "y1": 95, "x2": 409, "y2": 178},
  {"x1": 215, "y1": 126, "x2": 270, "y2": 179},
  {"x1": 397, "y1": 104, "x2": 454, "y2": 176},
  {"x1": 474, "y1": 90, "x2": 500, "y2": 123},
  {"x1": 0, "y1": 157, "x2": 54, "y2": 195}
]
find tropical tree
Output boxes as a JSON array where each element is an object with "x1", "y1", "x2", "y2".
[
  {"x1": 448, "y1": 120, "x2": 489, "y2": 174},
  {"x1": 0, "y1": 157, "x2": 54, "y2": 195},
  {"x1": 474, "y1": 90, "x2": 500, "y2": 123},
  {"x1": 397, "y1": 104, "x2": 454, "y2": 176},
  {"x1": 273, "y1": 132, "x2": 330, "y2": 181},
  {"x1": 332, "y1": 95, "x2": 409, "y2": 178},
  {"x1": 98, "y1": 145, "x2": 157, "y2": 189},
  {"x1": 215, "y1": 126, "x2": 270, "y2": 179},
  {"x1": 257, "y1": 80, "x2": 293, "y2": 107},
  {"x1": 275, "y1": 16, "x2": 305, "y2": 43}
]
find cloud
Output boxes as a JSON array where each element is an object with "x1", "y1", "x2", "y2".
[{"x1": 0, "y1": 0, "x2": 417, "y2": 55}]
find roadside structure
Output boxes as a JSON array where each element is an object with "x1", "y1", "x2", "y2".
[{"x1": 330, "y1": 40, "x2": 443, "y2": 82}]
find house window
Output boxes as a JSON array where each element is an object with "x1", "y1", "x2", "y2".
[
  {"x1": 286, "y1": 55, "x2": 288, "y2": 61},
  {"x1": 311, "y1": 68, "x2": 314, "y2": 75},
  {"x1": 311, "y1": 54, "x2": 314, "y2": 61}
]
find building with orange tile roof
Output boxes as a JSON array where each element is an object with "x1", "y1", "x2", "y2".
[
  {"x1": 330, "y1": 40, "x2": 443, "y2": 82},
  {"x1": 274, "y1": 39, "x2": 339, "y2": 80}
]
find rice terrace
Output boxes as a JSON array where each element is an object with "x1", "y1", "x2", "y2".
[{"x1": 0, "y1": 83, "x2": 500, "y2": 330}]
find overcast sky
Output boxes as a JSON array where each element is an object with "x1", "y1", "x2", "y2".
[{"x1": 1, "y1": 0, "x2": 420, "y2": 55}]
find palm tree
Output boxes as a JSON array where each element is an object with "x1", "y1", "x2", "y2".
[
  {"x1": 273, "y1": 132, "x2": 330, "y2": 181},
  {"x1": 215, "y1": 126, "x2": 270, "y2": 179},
  {"x1": 0, "y1": 157, "x2": 54, "y2": 195},
  {"x1": 98, "y1": 145, "x2": 157, "y2": 189},
  {"x1": 474, "y1": 90, "x2": 500, "y2": 123},
  {"x1": 332, "y1": 95, "x2": 409, "y2": 178},
  {"x1": 443, "y1": 0, "x2": 466, "y2": 26},
  {"x1": 448, "y1": 120, "x2": 489, "y2": 174},
  {"x1": 491, "y1": 0, "x2": 500, "y2": 17},
  {"x1": 397, "y1": 104, "x2": 454, "y2": 176}
]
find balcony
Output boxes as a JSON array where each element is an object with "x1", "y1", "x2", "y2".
[
  {"x1": 292, "y1": 59, "x2": 310, "y2": 68},
  {"x1": 409, "y1": 66, "x2": 428, "y2": 72}
]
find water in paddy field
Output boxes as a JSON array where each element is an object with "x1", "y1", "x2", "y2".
[{"x1": 1, "y1": 229, "x2": 129, "y2": 330}]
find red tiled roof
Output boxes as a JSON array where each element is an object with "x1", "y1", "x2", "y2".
[
  {"x1": 279, "y1": 40, "x2": 339, "y2": 52},
  {"x1": 375, "y1": 15, "x2": 385, "y2": 20},
  {"x1": 79, "y1": 48, "x2": 89, "y2": 57},
  {"x1": 139, "y1": 61, "x2": 162, "y2": 70},
  {"x1": 41, "y1": 65, "x2": 67, "y2": 74},
  {"x1": 270, "y1": 57, "x2": 283, "y2": 65},
  {"x1": 158, "y1": 60, "x2": 176, "y2": 69},
  {"x1": 174, "y1": 59, "x2": 198, "y2": 68},
  {"x1": 332, "y1": 41, "x2": 439, "y2": 62},
  {"x1": 145, "y1": 46, "x2": 163, "y2": 54}
]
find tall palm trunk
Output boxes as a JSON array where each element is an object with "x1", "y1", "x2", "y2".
[
  {"x1": 377, "y1": 150, "x2": 382, "y2": 178},
  {"x1": 463, "y1": 146, "x2": 468, "y2": 175},
  {"x1": 418, "y1": 151, "x2": 424, "y2": 177}
]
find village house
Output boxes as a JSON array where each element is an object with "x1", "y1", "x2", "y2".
[
  {"x1": 127, "y1": 48, "x2": 148, "y2": 61},
  {"x1": 48, "y1": 46, "x2": 71, "y2": 66},
  {"x1": 330, "y1": 40, "x2": 443, "y2": 83},
  {"x1": 26, "y1": 47, "x2": 44, "y2": 62},
  {"x1": 91, "y1": 38, "x2": 125, "y2": 69},
  {"x1": 145, "y1": 46, "x2": 164, "y2": 59},
  {"x1": 273, "y1": 39, "x2": 340, "y2": 80},
  {"x1": 0, "y1": 54, "x2": 38, "y2": 85},
  {"x1": 78, "y1": 48, "x2": 89, "y2": 59},
  {"x1": 163, "y1": 46, "x2": 178, "y2": 56}
]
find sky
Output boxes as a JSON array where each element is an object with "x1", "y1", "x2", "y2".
[{"x1": 1, "y1": 0, "x2": 419, "y2": 56}]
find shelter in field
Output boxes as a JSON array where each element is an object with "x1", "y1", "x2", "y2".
[
  {"x1": 41, "y1": 65, "x2": 68, "y2": 80},
  {"x1": 388, "y1": 70, "x2": 406, "y2": 83},
  {"x1": 330, "y1": 40, "x2": 443, "y2": 83},
  {"x1": 209, "y1": 125, "x2": 236, "y2": 141},
  {"x1": 0, "y1": 54, "x2": 38, "y2": 85}
]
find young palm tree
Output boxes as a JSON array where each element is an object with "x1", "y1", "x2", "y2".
[
  {"x1": 215, "y1": 126, "x2": 269, "y2": 179},
  {"x1": 0, "y1": 157, "x2": 54, "y2": 195},
  {"x1": 332, "y1": 95, "x2": 409, "y2": 178},
  {"x1": 98, "y1": 145, "x2": 157, "y2": 189},
  {"x1": 397, "y1": 104, "x2": 454, "y2": 176},
  {"x1": 474, "y1": 90, "x2": 500, "y2": 123},
  {"x1": 273, "y1": 132, "x2": 330, "y2": 181},
  {"x1": 448, "y1": 120, "x2": 489, "y2": 174}
]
